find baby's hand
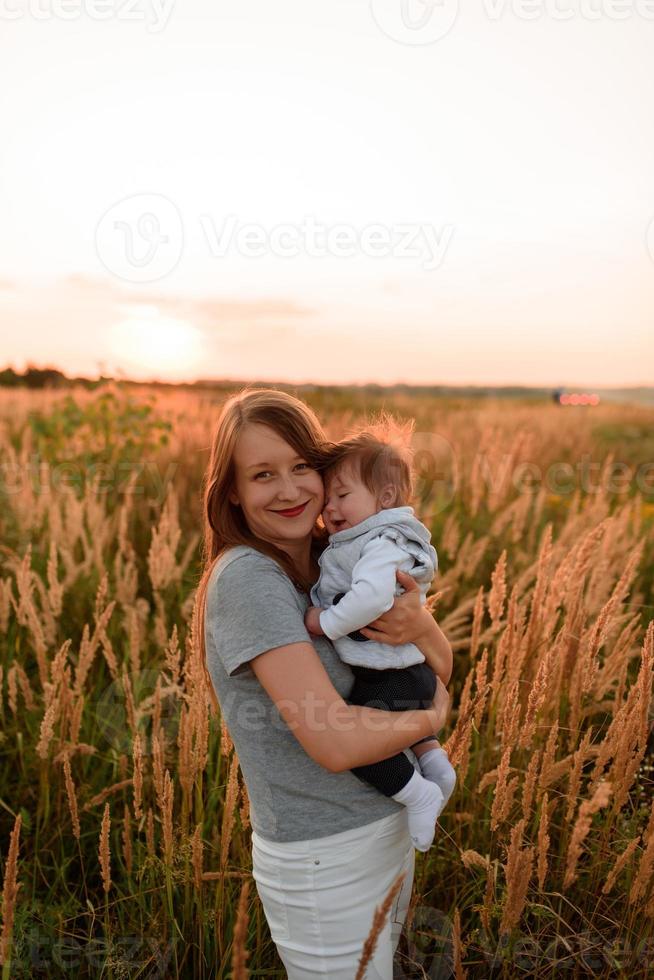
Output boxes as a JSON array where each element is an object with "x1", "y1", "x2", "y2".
[{"x1": 305, "y1": 606, "x2": 325, "y2": 636}]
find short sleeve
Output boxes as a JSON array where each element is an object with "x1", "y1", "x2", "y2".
[{"x1": 205, "y1": 552, "x2": 312, "y2": 677}]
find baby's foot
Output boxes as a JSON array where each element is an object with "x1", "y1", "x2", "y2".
[
  {"x1": 418, "y1": 747, "x2": 457, "y2": 810},
  {"x1": 392, "y1": 770, "x2": 445, "y2": 852}
]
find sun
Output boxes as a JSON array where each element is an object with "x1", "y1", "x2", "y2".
[{"x1": 108, "y1": 304, "x2": 204, "y2": 380}]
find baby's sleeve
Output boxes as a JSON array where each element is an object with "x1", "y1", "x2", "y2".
[
  {"x1": 318, "y1": 535, "x2": 410, "y2": 640},
  {"x1": 205, "y1": 553, "x2": 312, "y2": 677}
]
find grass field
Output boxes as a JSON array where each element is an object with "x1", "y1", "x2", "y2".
[{"x1": 1, "y1": 382, "x2": 653, "y2": 978}]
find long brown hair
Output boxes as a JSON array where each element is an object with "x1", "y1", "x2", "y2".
[{"x1": 193, "y1": 386, "x2": 331, "y2": 715}]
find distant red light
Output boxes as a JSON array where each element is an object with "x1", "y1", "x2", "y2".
[{"x1": 558, "y1": 392, "x2": 600, "y2": 406}]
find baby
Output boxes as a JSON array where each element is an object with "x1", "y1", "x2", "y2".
[{"x1": 304, "y1": 419, "x2": 456, "y2": 851}]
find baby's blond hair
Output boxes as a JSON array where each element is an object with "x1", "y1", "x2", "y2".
[{"x1": 323, "y1": 412, "x2": 416, "y2": 509}]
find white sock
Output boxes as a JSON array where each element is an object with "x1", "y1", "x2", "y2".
[
  {"x1": 392, "y1": 769, "x2": 444, "y2": 852},
  {"x1": 418, "y1": 748, "x2": 457, "y2": 810}
]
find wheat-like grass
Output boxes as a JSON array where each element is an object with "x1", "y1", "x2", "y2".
[
  {"x1": 0, "y1": 812, "x2": 22, "y2": 968},
  {"x1": 354, "y1": 871, "x2": 406, "y2": 980}
]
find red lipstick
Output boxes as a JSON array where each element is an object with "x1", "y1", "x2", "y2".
[{"x1": 273, "y1": 501, "x2": 309, "y2": 518}]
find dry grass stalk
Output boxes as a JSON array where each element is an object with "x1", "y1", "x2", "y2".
[
  {"x1": 145, "y1": 808, "x2": 155, "y2": 860},
  {"x1": 630, "y1": 799, "x2": 654, "y2": 905},
  {"x1": 520, "y1": 748, "x2": 541, "y2": 822},
  {"x1": 472, "y1": 648, "x2": 489, "y2": 729},
  {"x1": 177, "y1": 704, "x2": 193, "y2": 798},
  {"x1": 443, "y1": 681, "x2": 488, "y2": 771},
  {"x1": 220, "y1": 754, "x2": 240, "y2": 870},
  {"x1": 536, "y1": 719, "x2": 559, "y2": 800},
  {"x1": 499, "y1": 679, "x2": 521, "y2": 751},
  {"x1": 490, "y1": 746, "x2": 513, "y2": 832},
  {"x1": 239, "y1": 777, "x2": 251, "y2": 832},
  {"x1": 564, "y1": 730, "x2": 594, "y2": 825},
  {"x1": 132, "y1": 732, "x2": 144, "y2": 821},
  {"x1": 161, "y1": 770, "x2": 174, "y2": 865},
  {"x1": 499, "y1": 818, "x2": 534, "y2": 936},
  {"x1": 121, "y1": 668, "x2": 137, "y2": 738},
  {"x1": 83, "y1": 778, "x2": 133, "y2": 812},
  {"x1": 36, "y1": 697, "x2": 58, "y2": 760},
  {"x1": 68, "y1": 693, "x2": 85, "y2": 748},
  {"x1": 452, "y1": 906, "x2": 467, "y2": 980},
  {"x1": 231, "y1": 878, "x2": 251, "y2": 980},
  {"x1": 480, "y1": 861, "x2": 494, "y2": 935},
  {"x1": 603, "y1": 836, "x2": 640, "y2": 895},
  {"x1": 522, "y1": 524, "x2": 553, "y2": 656},
  {"x1": 122, "y1": 802, "x2": 133, "y2": 876},
  {"x1": 12, "y1": 661, "x2": 35, "y2": 712},
  {"x1": 461, "y1": 849, "x2": 490, "y2": 872},
  {"x1": 488, "y1": 550, "x2": 507, "y2": 630},
  {"x1": 519, "y1": 646, "x2": 555, "y2": 749},
  {"x1": 152, "y1": 728, "x2": 166, "y2": 813},
  {"x1": 62, "y1": 753, "x2": 81, "y2": 840},
  {"x1": 0, "y1": 812, "x2": 22, "y2": 967},
  {"x1": 0, "y1": 578, "x2": 12, "y2": 634},
  {"x1": 564, "y1": 781, "x2": 612, "y2": 888},
  {"x1": 191, "y1": 824, "x2": 203, "y2": 891},
  {"x1": 469, "y1": 587, "x2": 484, "y2": 661},
  {"x1": 354, "y1": 871, "x2": 406, "y2": 980},
  {"x1": 537, "y1": 793, "x2": 552, "y2": 890},
  {"x1": 220, "y1": 716, "x2": 233, "y2": 758},
  {"x1": 99, "y1": 803, "x2": 111, "y2": 894}
]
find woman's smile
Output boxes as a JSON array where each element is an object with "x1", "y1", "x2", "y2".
[{"x1": 270, "y1": 500, "x2": 311, "y2": 518}]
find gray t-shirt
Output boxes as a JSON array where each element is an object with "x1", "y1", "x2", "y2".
[{"x1": 204, "y1": 544, "x2": 417, "y2": 843}]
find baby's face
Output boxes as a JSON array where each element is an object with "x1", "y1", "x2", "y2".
[{"x1": 322, "y1": 465, "x2": 380, "y2": 534}]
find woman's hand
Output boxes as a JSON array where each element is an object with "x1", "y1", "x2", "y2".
[
  {"x1": 359, "y1": 570, "x2": 453, "y2": 684},
  {"x1": 358, "y1": 570, "x2": 427, "y2": 645}
]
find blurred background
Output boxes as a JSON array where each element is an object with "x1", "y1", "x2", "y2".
[{"x1": 1, "y1": 0, "x2": 653, "y2": 394}]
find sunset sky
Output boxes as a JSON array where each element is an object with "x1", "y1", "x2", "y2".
[{"x1": 1, "y1": 0, "x2": 653, "y2": 386}]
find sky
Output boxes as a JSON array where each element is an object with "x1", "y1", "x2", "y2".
[{"x1": 1, "y1": 0, "x2": 653, "y2": 386}]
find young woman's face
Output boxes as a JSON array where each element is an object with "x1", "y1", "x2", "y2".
[{"x1": 229, "y1": 423, "x2": 325, "y2": 548}]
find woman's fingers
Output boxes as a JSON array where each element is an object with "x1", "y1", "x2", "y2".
[
  {"x1": 396, "y1": 569, "x2": 419, "y2": 591},
  {"x1": 359, "y1": 626, "x2": 389, "y2": 641}
]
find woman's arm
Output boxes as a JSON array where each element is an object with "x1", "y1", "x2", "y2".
[
  {"x1": 249, "y1": 640, "x2": 449, "y2": 773},
  {"x1": 358, "y1": 570, "x2": 453, "y2": 685}
]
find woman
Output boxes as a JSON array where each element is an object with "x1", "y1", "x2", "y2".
[{"x1": 195, "y1": 388, "x2": 453, "y2": 979}]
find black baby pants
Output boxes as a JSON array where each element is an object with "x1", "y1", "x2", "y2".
[{"x1": 345, "y1": 662, "x2": 438, "y2": 797}]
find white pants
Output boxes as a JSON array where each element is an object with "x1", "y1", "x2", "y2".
[{"x1": 251, "y1": 809, "x2": 415, "y2": 979}]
